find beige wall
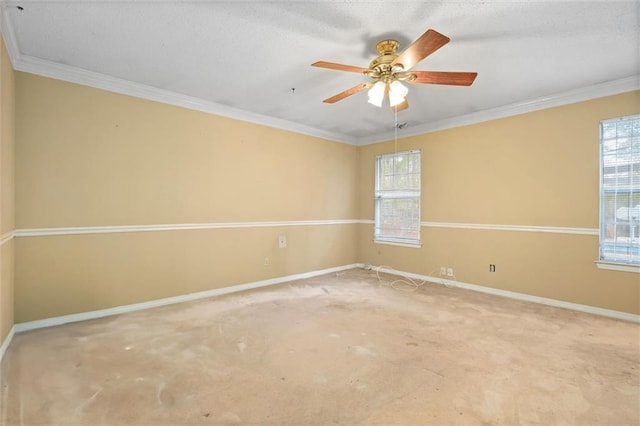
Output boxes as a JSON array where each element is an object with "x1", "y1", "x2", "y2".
[
  {"x1": 16, "y1": 74, "x2": 357, "y2": 227},
  {"x1": 15, "y1": 225, "x2": 356, "y2": 322},
  {"x1": 10, "y1": 70, "x2": 640, "y2": 323},
  {"x1": 358, "y1": 91, "x2": 640, "y2": 314},
  {"x1": 0, "y1": 33, "x2": 16, "y2": 343},
  {"x1": 15, "y1": 73, "x2": 358, "y2": 322}
]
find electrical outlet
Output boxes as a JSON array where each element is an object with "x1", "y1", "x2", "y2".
[
  {"x1": 446, "y1": 268, "x2": 454, "y2": 277},
  {"x1": 278, "y1": 235, "x2": 287, "y2": 248},
  {"x1": 489, "y1": 264, "x2": 496, "y2": 272},
  {"x1": 440, "y1": 266, "x2": 446, "y2": 276},
  {"x1": 264, "y1": 257, "x2": 270, "y2": 266}
]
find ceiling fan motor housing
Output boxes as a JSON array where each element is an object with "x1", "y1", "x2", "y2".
[{"x1": 368, "y1": 39, "x2": 403, "y2": 81}]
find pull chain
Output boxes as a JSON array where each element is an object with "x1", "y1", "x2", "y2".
[{"x1": 394, "y1": 107, "x2": 398, "y2": 154}]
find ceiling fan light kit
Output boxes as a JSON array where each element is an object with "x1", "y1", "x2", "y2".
[
  {"x1": 312, "y1": 29, "x2": 478, "y2": 111},
  {"x1": 388, "y1": 81, "x2": 409, "y2": 107},
  {"x1": 367, "y1": 81, "x2": 386, "y2": 107}
]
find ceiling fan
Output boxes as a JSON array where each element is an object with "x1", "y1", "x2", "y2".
[{"x1": 311, "y1": 29, "x2": 477, "y2": 111}]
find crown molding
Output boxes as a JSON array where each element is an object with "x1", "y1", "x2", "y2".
[
  {"x1": 0, "y1": 1, "x2": 20, "y2": 68},
  {"x1": 13, "y1": 54, "x2": 357, "y2": 145},
  {"x1": 0, "y1": 0, "x2": 355, "y2": 145},
  {"x1": 360, "y1": 75, "x2": 640, "y2": 145},
  {"x1": 15, "y1": 51, "x2": 639, "y2": 147},
  {"x1": 2, "y1": 6, "x2": 638, "y2": 147}
]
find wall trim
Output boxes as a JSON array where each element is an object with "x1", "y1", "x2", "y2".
[
  {"x1": 373, "y1": 266, "x2": 640, "y2": 324},
  {"x1": 0, "y1": 325, "x2": 15, "y2": 363},
  {"x1": 361, "y1": 76, "x2": 640, "y2": 145},
  {"x1": 595, "y1": 261, "x2": 640, "y2": 274},
  {"x1": 2, "y1": 10, "x2": 637, "y2": 146},
  {"x1": 0, "y1": 3, "x2": 19, "y2": 68},
  {"x1": 15, "y1": 219, "x2": 364, "y2": 238},
  {"x1": 14, "y1": 263, "x2": 639, "y2": 335},
  {"x1": 0, "y1": 231, "x2": 14, "y2": 246},
  {"x1": 422, "y1": 222, "x2": 598, "y2": 236},
  {"x1": 13, "y1": 221, "x2": 603, "y2": 238},
  {"x1": 13, "y1": 55, "x2": 357, "y2": 145},
  {"x1": 374, "y1": 240, "x2": 422, "y2": 249},
  {"x1": 14, "y1": 263, "x2": 360, "y2": 333},
  {"x1": 358, "y1": 220, "x2": 598, "y2": 236}
]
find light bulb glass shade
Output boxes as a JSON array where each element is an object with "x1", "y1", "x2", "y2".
[
  {"x1": 388, "y1": 80, "x2": 408, "y2": 107},
  {"x1": 367, "y1": 81, "x2": 385, "y2": 107}
]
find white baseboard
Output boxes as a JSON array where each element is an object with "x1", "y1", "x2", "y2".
[
  {"x1": 12, "y1": 262, "x2": 638, "y2": 336},
  {"x1": 14, "y1": 263, "x2": 360, "y2": 333},
  {"x1": 0, "y1": 325, "x2": 15, "y2": 363},
  {"x1": 374, "y1": 266, "x2": 640, "y2": 324}
]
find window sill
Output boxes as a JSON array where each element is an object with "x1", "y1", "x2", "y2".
[
  {"x1": 595, "y1": 261, "x2": 640, "y2": 273},
  {"x1": 374, "y1": 240, "x2": 422, "y2": 249}
]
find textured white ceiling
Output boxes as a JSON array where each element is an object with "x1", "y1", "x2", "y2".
[{"x1": 1, "y1": 1, "x2": 639, "y2": 144}]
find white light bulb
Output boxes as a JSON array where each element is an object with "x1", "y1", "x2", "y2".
[
  {"x1": 367, "y1": 81, "x2": 385, "y2": 107},
  {"x1": 388, "y1": 80, "x2": 408, "y2": 107}
]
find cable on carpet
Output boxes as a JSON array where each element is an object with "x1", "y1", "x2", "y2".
[
  {"x1": 374, "y1": 265, "x2": 428, "y2": 292},
  {"x1": 368, "y1": 265, "x2": 456, "y2": 291}
]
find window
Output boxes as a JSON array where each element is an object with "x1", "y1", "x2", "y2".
[
  {"x1": 374, "y1": 150, "x2": 421, "y2": 246},
  {"x1": 599, "y1": 114, "x2": 640, "y2": 268}
]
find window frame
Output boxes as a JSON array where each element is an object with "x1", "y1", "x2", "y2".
[
  {"x1": 596, "y1": 114, "x2": 640, "y2": 273},
  {"x1": 374, "y1": 149, "x2": 421, "y2": 248}
]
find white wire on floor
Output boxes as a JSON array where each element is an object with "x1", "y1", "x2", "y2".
[
  {"x1": 370, "y1": 265, "x2": 456, "y2": 292},
  {"x1": 374, "y1": 265, "x2": 427, "y2": 292}
]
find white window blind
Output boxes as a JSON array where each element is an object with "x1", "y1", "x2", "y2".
[
  {"x1": 374, "y1": 150, "x2": 421, "y2": 246},
  {"x1": 599, "y1": 114, "x2": 640, "y2": 265}
]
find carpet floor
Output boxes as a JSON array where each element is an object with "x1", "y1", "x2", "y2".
[{"x1": 1, "y1": 268, "x2": 639, "y2": 425}]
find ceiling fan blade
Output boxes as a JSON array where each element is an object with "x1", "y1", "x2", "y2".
[
  {"x1": 392, "y1": 98, "x2": 409, "y2": 112},
  {"x1": 311, "y1": 61, "x2": 370, "y2": 74},
  {"x1": 409, "y1": 71, "x2": 477, "y2": 86},
  {"x1": 391, "y1": 29, "x2": 450, "y2": 71},
  {"x1": 323, "y1": 83, "x2": 369, "y2": 103}
]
